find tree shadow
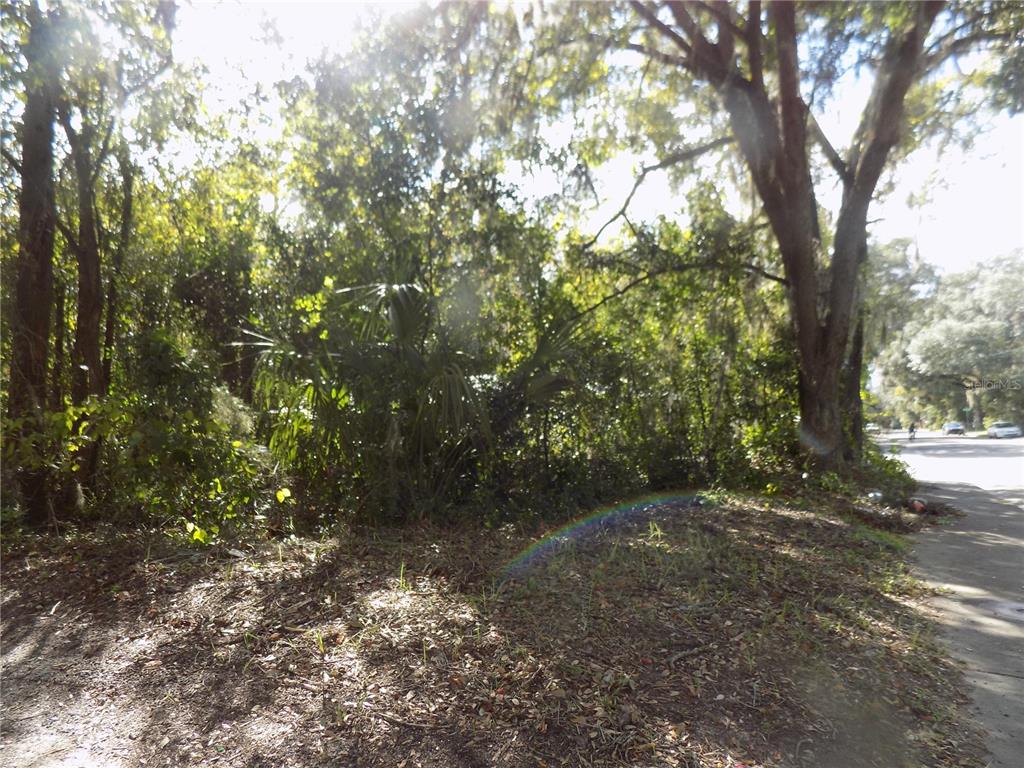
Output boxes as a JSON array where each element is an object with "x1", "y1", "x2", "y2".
[
  {"x1": 1, "y1": 497, "x2": 990, "y2": 767},
  {"x1": 910, "y1": 482, "x2": 1024, "y2": 767}
]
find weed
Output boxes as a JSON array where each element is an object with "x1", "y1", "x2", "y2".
[
  {"x1": 646, "y1": 520, "x2": 664, "y2": 542},
  {"x1": 398, "y1": 560, "x2": 411, "y2": 591},
  {"x1": 853, "y1": 524, "x2": 909, "y2": 553}
]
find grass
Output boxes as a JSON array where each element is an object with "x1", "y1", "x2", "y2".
[
  {"x1": 0, "y1": 491, "x2": 985, "y2": 768},
  {"x1": 850, "y1": 524, "x2": 912, "y2": 553}
]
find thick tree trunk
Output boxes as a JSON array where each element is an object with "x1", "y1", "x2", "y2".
[
  {"x1": 630, "y1": 1, "x2": 943, "y2": 471},
  {"x1": 794, "y1": 346, "x2": 845, "y2": 468},
  {"x1": 718, "y1": 2, "x2": 937, "y2": 471},
  {"x1": 8, "y1": 6, "x2": 59, "y2": 526}
]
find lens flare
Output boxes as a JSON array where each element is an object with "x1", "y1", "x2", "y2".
[{"x1": 501, "y1": 492, "x2": 704, "y2": 581}]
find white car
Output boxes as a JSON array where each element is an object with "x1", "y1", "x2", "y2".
[{"x1": 987, "y1": 421, "x2": 1022, "y2": 439}]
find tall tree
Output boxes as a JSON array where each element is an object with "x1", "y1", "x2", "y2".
[
  {"x1": 102, "y1": 144, "x2": 134, "y2": 393},
  {"x1": 50, "y1": 1, "x2": 176, "y2": 489},
  {"x1": 57, "y1": 98, "x2": 105, "y2": 404},
  {"x1": 55, "y1": 1, "x2": 174, "y2": 405},
  {"x1": 462, "y1": 1, "x2": 1021, "y2": 467},
  {"x1": 618, "y1": 1, "x2": 943, "y2": 467},
  {"x1": 6, "y1": 3, "x2": 61, "y2": 525},
  {"x1": 880, "y1": 252, "x2": 1024, "y2": 428}
]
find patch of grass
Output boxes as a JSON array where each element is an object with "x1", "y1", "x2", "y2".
[{"x1": 851, "y1": 523, "x2": 911, "y2": 553}]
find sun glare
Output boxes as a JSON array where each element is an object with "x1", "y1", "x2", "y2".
[
  {"x1": 171, "y1": 1, "x2": 1023, "y2": 275},
  {"x1": 174, "y1": 1, "x2": 412, "y2": 108}
]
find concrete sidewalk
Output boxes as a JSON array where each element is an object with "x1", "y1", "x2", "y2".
[{"x1": 912, "y1": 482, "x2": 1024, "y2": 768}]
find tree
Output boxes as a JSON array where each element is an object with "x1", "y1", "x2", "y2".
[
  {"x1": 880, "y1": 252, "x2": 1024, "y2": 428},
  {"x1": 50, "y1": 1, "x2": 177, "y2": 490},
  {"x1": 462, "y1": 1, "x2": 1021, "y2": 467},
  {"x1": 5, "y1": 2, "x2": 62, "y2": 525},
  {"x1": 55, "y1": 2, "x2": 174, "y2": 404},
  {"x1": 4, "y1": 0, "x2": 196, "y2": 515}
]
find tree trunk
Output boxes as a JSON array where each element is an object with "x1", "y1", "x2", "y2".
[
  {"x1": 50, "y1": 279, "x2": 65, "y2": 410},
  {"x1": 794, "y1": 348, "x2": 845, "y2": 468},
  {"x1": 967, "y1": 383, "x2": 984, "y2": 430},
  {"x1": 67, "y1": 134, "x2": 105, "y2": 403},
  {"x1": 102, "y1": 150, "x2": 133, "y2": 394},
  {"x1": 754, "y1": 4, "x2": 936, "y2": 469},
  {"x1": 842, "y1": 312, "x2": 866, "y2": 462},
  {"x1": 59, "y1": 106, "x2": 107, "y2": 493},
  {"x1": 8, "y1": 6, "x2": 59, "y2": 526}
]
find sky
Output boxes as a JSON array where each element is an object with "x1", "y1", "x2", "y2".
[{"x1": 174, "y1": 0, "x2": 1024, "y2": 274}]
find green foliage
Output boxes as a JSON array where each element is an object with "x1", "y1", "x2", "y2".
[
  {"x1": 15, "y1": 0, "x2": 1013, "y2": 537},
  {"x1": 876, "y1": 252, "x2": 1024, "y2": 427},
  {"x1": 2, "y1": 329, "x2": 273, "y2": 542},
  {"x1": 248, "y1": 174, "x2": 800, "y2": 524},
  {"x1": 859, "y1": 442, "x2": 916, "y2": 502},
  {"x1": 103, "y1": 330, "x2": 274, "y2": 540}
]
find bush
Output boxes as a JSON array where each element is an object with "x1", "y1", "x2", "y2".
[{"x1": 856, "y1": 441, "x2": 916, "y2": 502}]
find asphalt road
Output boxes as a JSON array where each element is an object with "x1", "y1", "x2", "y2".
[{"x1": 883, "y1": 432, "x2": 1023, "y2": 767}]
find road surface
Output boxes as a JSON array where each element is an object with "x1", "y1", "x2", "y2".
[{"x1": 883, "y1": 432, "x2": 1023, "y2": 767}]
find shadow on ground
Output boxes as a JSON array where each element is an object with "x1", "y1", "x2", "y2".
[
  {"x1": 911, "y1": 482, "x2": 1024, "y2": 768},
  {"x1": 1, "y1": 496, "x2": 988, "y2": 768}
]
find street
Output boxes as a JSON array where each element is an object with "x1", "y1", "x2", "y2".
[
  {"x1": 884, "y1": 430, "x2": 1024, "y2": 493},
  {"x1": 884, "y1": 433, "x2": 1024, "y2": 767}
]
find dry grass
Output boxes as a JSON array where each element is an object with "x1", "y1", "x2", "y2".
[{"x1": 1, "y1": 494, "x2": 985, "y2": 767}]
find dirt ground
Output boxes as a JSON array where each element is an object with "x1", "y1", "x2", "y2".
[{"x1": 1, "y1": 494, "x2": 987, "y2": 767}]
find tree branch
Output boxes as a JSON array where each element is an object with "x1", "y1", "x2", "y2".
[
  {"x1": 581, "y1": 135, "x2": 735, "y2": 249},
  {"x1": 1, "y1": 145, "x2": 22, "y2": 174},
  {"x1": 849, "y1": 2, "x2": 944, "y2": 204},
  {"x1": 735, "y1": 260, "x2": 789, "y2": 287},
  {"x1": 629, "y1": 1, "x2": 692, "y2": 56},
  {"x1": 746, "y1": 1, "x2": 764, "y2": 91},
  {"x1": 55, "y1": 217, "x2": 79, "y2": 251},
  {"x1": 56, "y1": 102, "x2": 77, "y2": 150},
  {"x1": 647, "y1": 135, "x2": 736, "y2": 174},
  {"x1": 771, "y1": 1, "x2": 809, "y2": 195},
  {"x1": 571, "y1": 271, "x2": 659, "y2": 325},
  {"x1": 808, "y1": 111, "x2": 852, "y2": 186},
  {"x1": 665, "y1": 0, "x2": 731, "y2": 82},
  {"x1": 91, "y1": 120, "x2": 116, "y2": 186},
  {"x1": 924, "y1": 29, "x2": 1014, "y2": 70},
  {"x1": 692, "y1": 1, "x2": 745, "y2": 41},
  {"x1": 666, "y1": 1, "x2": 704, "y2": 43},
  {"x1": 614, "y1": 38, "x2": 689, "y2": 68},
  {"x1": 829, "y1": 1, "x2": 944, "y2": 361},
  {"x1": 572, "y1": 254, "x2": 789, "y2": 328}
]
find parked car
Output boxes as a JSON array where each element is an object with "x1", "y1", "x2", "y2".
[
  {"x1": 987, "y1": 421, "x2": 1022, "y2": 439},
  {"x1": 865, "y1": 423, "x2": 881, "y2": 434},
  {"x1": 941, "y1": 421, "x2": 965, "y2": 435}
]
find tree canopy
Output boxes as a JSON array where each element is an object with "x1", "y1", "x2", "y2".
[{"x1": 2, "y1": 0, "x2": 1021, "y2": 535}]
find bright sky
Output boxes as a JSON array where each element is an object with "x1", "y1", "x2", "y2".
[{"x1": 175, "y1": 1, "x2": 1024, "y2": 274}]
